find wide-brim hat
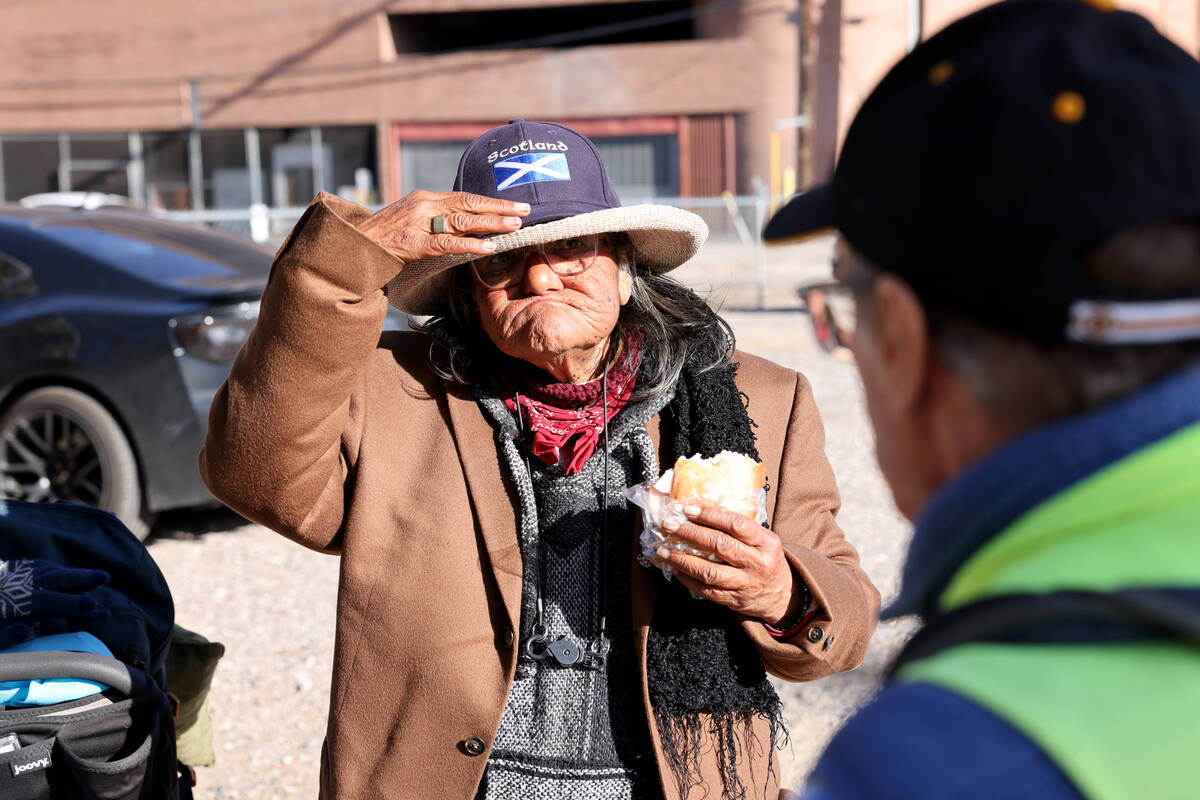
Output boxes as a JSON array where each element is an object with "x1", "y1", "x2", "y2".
[{"x1": 387, "y1": 119, "x2": 708, "y2": 316}]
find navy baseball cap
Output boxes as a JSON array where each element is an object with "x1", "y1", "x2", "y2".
[
  {"x1": 453, "y1": 119, "x2": 622, "y2": 227},
  {"x1": 764, "y1": 0, "x2": 1200, "y2": 344}
]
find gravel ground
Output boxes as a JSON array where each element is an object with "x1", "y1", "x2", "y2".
[{"x1": 146, "y1": 235, "x2": 918, "y2": 798}]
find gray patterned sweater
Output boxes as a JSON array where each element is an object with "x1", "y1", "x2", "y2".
[{"x1": 473, "y1": 383, "x2": 672, "y2": 800}]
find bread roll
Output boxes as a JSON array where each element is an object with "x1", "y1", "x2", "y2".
[{"x1": 666, "y1": 451, "x2": 766, "y2": 519}]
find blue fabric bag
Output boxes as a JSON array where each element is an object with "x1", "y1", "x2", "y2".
[{"x1": 0, "y1": 499, "x2": 187, "y2": 800}]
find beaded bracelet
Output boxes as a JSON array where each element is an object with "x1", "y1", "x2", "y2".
[{"x1": 763, "y1": 579, "x2": 815, "y2": 639}]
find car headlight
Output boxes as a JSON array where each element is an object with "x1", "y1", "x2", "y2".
[{"x1": 169, "y1": 301, "x2": 259, "y2": 363}]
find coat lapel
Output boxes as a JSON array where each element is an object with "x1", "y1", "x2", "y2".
[
  {"x1": 631, "y1": 541, "x2": 659, "y2": 656},
  {"x1": 632, "y1": 411, "x2": 665, "y2": 647},
  {"x1": 445, "y1": 385, "x2": 524, "y2": 631}
]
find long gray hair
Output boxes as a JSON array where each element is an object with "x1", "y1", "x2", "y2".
[{"x1": 414, "y1": 233, "x2": 735, "y2": 401}]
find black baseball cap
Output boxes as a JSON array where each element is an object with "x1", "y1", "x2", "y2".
[{"x1": 764, "y1": 0, "x2": 1200, "y2": 344}]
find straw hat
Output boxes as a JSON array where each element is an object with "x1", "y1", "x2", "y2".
[{"x1": 387, "y1": 119, "x2": 708, "y2": 315}]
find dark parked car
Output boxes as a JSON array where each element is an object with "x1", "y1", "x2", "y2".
[{"x1": 0, "y1": 206, "x2": 273, "y2": 538}]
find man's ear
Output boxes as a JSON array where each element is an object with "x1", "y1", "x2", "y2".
[{"x1": 871, "y1": 274, "x2": 932, "y2": 416}]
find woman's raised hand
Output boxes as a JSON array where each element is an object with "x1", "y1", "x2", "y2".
[{"x1": 355, "y1": 190, "x2": 529, "y2": 263}]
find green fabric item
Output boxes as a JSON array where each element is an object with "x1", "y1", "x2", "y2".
[
  {"x1": 901, "y1": 422, "x2": 1200, "y2": 800},
  {"x1": 901, "y1": 642, "x2": 1200, "y2": 800},
  {"x1": 166, "y1": 624, "x2": 225, "y2": 767},
  {"x1": 941, "y1": 421, "x2": 1200, "y2": 610}
]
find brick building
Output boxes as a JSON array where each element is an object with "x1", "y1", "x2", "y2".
[
  {"x1": 0, "y1": 0, "x2": 1194, "y2": 225},
  {"x1": 0, "y1": 0, "x2": 803, "y2": 221}
]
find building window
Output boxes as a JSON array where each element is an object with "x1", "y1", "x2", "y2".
[
  {"x1": 321, "y1": 126, "x2": 378, "y2": 205},
  {"x1": 1, "y1": 137, "x2": 61, "y2": 200},
  {"x1": 400, "y1": 140, "x2": 472, "y2": 194},
  {"x1": 143, "y1": 132, "x2": 191, "y2": 211},
  {"x1": 0, "y1": 125, "x2": 376, "y2": 241},
  {"x1": 67, "y1": 134, "x2": 128, "y2": 162},
  {"x1": 257, "y1": 128, "x2": 312, "y2": 209},
  {"x1": 389, "y1": 1, "x2": 698, "y2": 55},
  {"x1": 63, "y1": 134, "x2": 130, "y2": 197},
  {"x1": 1, "y1": 134, "x2": 136, "y2": 201},
  {"x1": 200, "y1": 130, "x2": 250, "y2": 211},
  {"x1": 592, "y1": 135, "x2": 678, "y2": 200},
  {"x1": 255, "y1": 126, "x2": 377, "y2": 208}
]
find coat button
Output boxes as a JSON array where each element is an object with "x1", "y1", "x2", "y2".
[
  {"x1": 807, "y1": 625, "x2": 825, "y2": 643},
  {"x1": 464, "y1": 737, "x2": 486, "y2": 756},
  {"x1": 823, "y1": 634, "x2": 835, "y2": 651},
  {"x1": 504, "y1": 628, "x2": 515, "y2": 647}
]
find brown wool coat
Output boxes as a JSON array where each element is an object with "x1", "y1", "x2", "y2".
[{"x1": 199, "y1": 194, "x2": 881, "y2": 800}]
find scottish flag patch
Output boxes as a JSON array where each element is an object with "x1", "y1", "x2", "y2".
[{"x1": 494, "y1": 152, "x2": 571, "y2": 191}]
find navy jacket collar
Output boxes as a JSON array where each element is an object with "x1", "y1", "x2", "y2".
[{"x1": 886, "y1": 362, "x2": 1200, "y2": 620}]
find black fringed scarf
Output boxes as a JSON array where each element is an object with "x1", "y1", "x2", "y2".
[
  {"x1": 427, "y1": 317, "x2": 786, "y2": 799},
  {"x1": 646, "y1": 330, "x2": 787, "y2": 800}
]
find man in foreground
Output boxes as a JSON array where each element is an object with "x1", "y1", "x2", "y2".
[{"x1": 766, "y1": 0, "x2": 1200, "y2": 797}]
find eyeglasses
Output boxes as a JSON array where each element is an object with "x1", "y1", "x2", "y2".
[
  {"x1": 798, "y1": 282, "x2": 859, "y2": 353},
  {"x1": 471, "y1": 234, "x2": 602, "y2": 289}
]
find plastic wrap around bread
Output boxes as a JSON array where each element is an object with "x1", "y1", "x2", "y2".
[{"x1": 626, "y1": 450, "x2": 768, "y2": 579}]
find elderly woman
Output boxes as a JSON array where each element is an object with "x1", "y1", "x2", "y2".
[{"x1": 200, "y1": 120, "x2": 879, "y2": 800}]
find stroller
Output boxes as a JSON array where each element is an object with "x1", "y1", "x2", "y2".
[{"x1": 0, "y1": 498, "x2": 190, "y2": 799}]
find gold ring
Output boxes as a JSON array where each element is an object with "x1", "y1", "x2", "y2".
[{"x1": 431, "y1": 214, "x2": 448, "y2": 234}]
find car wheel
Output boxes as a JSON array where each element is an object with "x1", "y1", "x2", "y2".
[{"x1": 0, "y1": 386, "x2": 154, "y2": 539}]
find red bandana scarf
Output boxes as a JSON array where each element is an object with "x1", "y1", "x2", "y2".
[{"x1": 504, "y1": 332, "x2": 643, "y2": 475}]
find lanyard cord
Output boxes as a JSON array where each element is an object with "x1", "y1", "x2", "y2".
[
  {"x1": 514, "y1": 360, "x2": 612, "y2": 669},
  {"x1": 598, "y1": 365, "x2": 611, "y2": 652}
]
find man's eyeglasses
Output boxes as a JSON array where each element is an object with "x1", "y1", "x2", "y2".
[
  {"x1": 471, "y1": 234, "x2": 602, "y2": 289},
  {"x1": 798, "y1": 282, "x2": 858, "y2": 353}
]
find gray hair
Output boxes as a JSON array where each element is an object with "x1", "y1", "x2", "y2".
[
  {"x1": 854, "y1": 221, "x2": 1200, "y2": 432},
  {"x1": 414, "y1": 232, "x2": 734, "y2": 401}
]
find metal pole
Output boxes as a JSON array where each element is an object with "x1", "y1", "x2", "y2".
[
  {"x1": 769, "y1": 129, "x2": 781, "y2": 211},
  {"x1": 311, "y1": 126, "x2": 326, "y2": 195},
  {"x1": 127, "y1": 131, "x2": 145, "y2": 207},
  {"x1": 797, "y1": 0, "x2": 804, "y2": 115},
  {"x1": 245, "y1": 127, "x2": 269, "y2": 244},
  {"x1": 245, "y1": 128, "x2": 263, "y2": 205},
  {"x1": 754, "y1": 187, "x2": 768, "y2": 309},
  {"x1": 188, "y1": 78, "x2": 204, "y2": 210},
  {"x1": 58, "y1": 133, "x2": 71, "y2": 192},
  {"x1": 188, "y1": 130, "x2": 204, "y2": 210},
  {"x1": 188, "y1": 79, "x2": 203, "y2": 129}
]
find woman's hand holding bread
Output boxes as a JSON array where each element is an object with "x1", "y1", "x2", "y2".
[
  {"x1": 645, "y1": 451, "x2": 807, "y2": 626},
  {"x1": 654, "y1": 504, "x2": 803, "y2": 626}
]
